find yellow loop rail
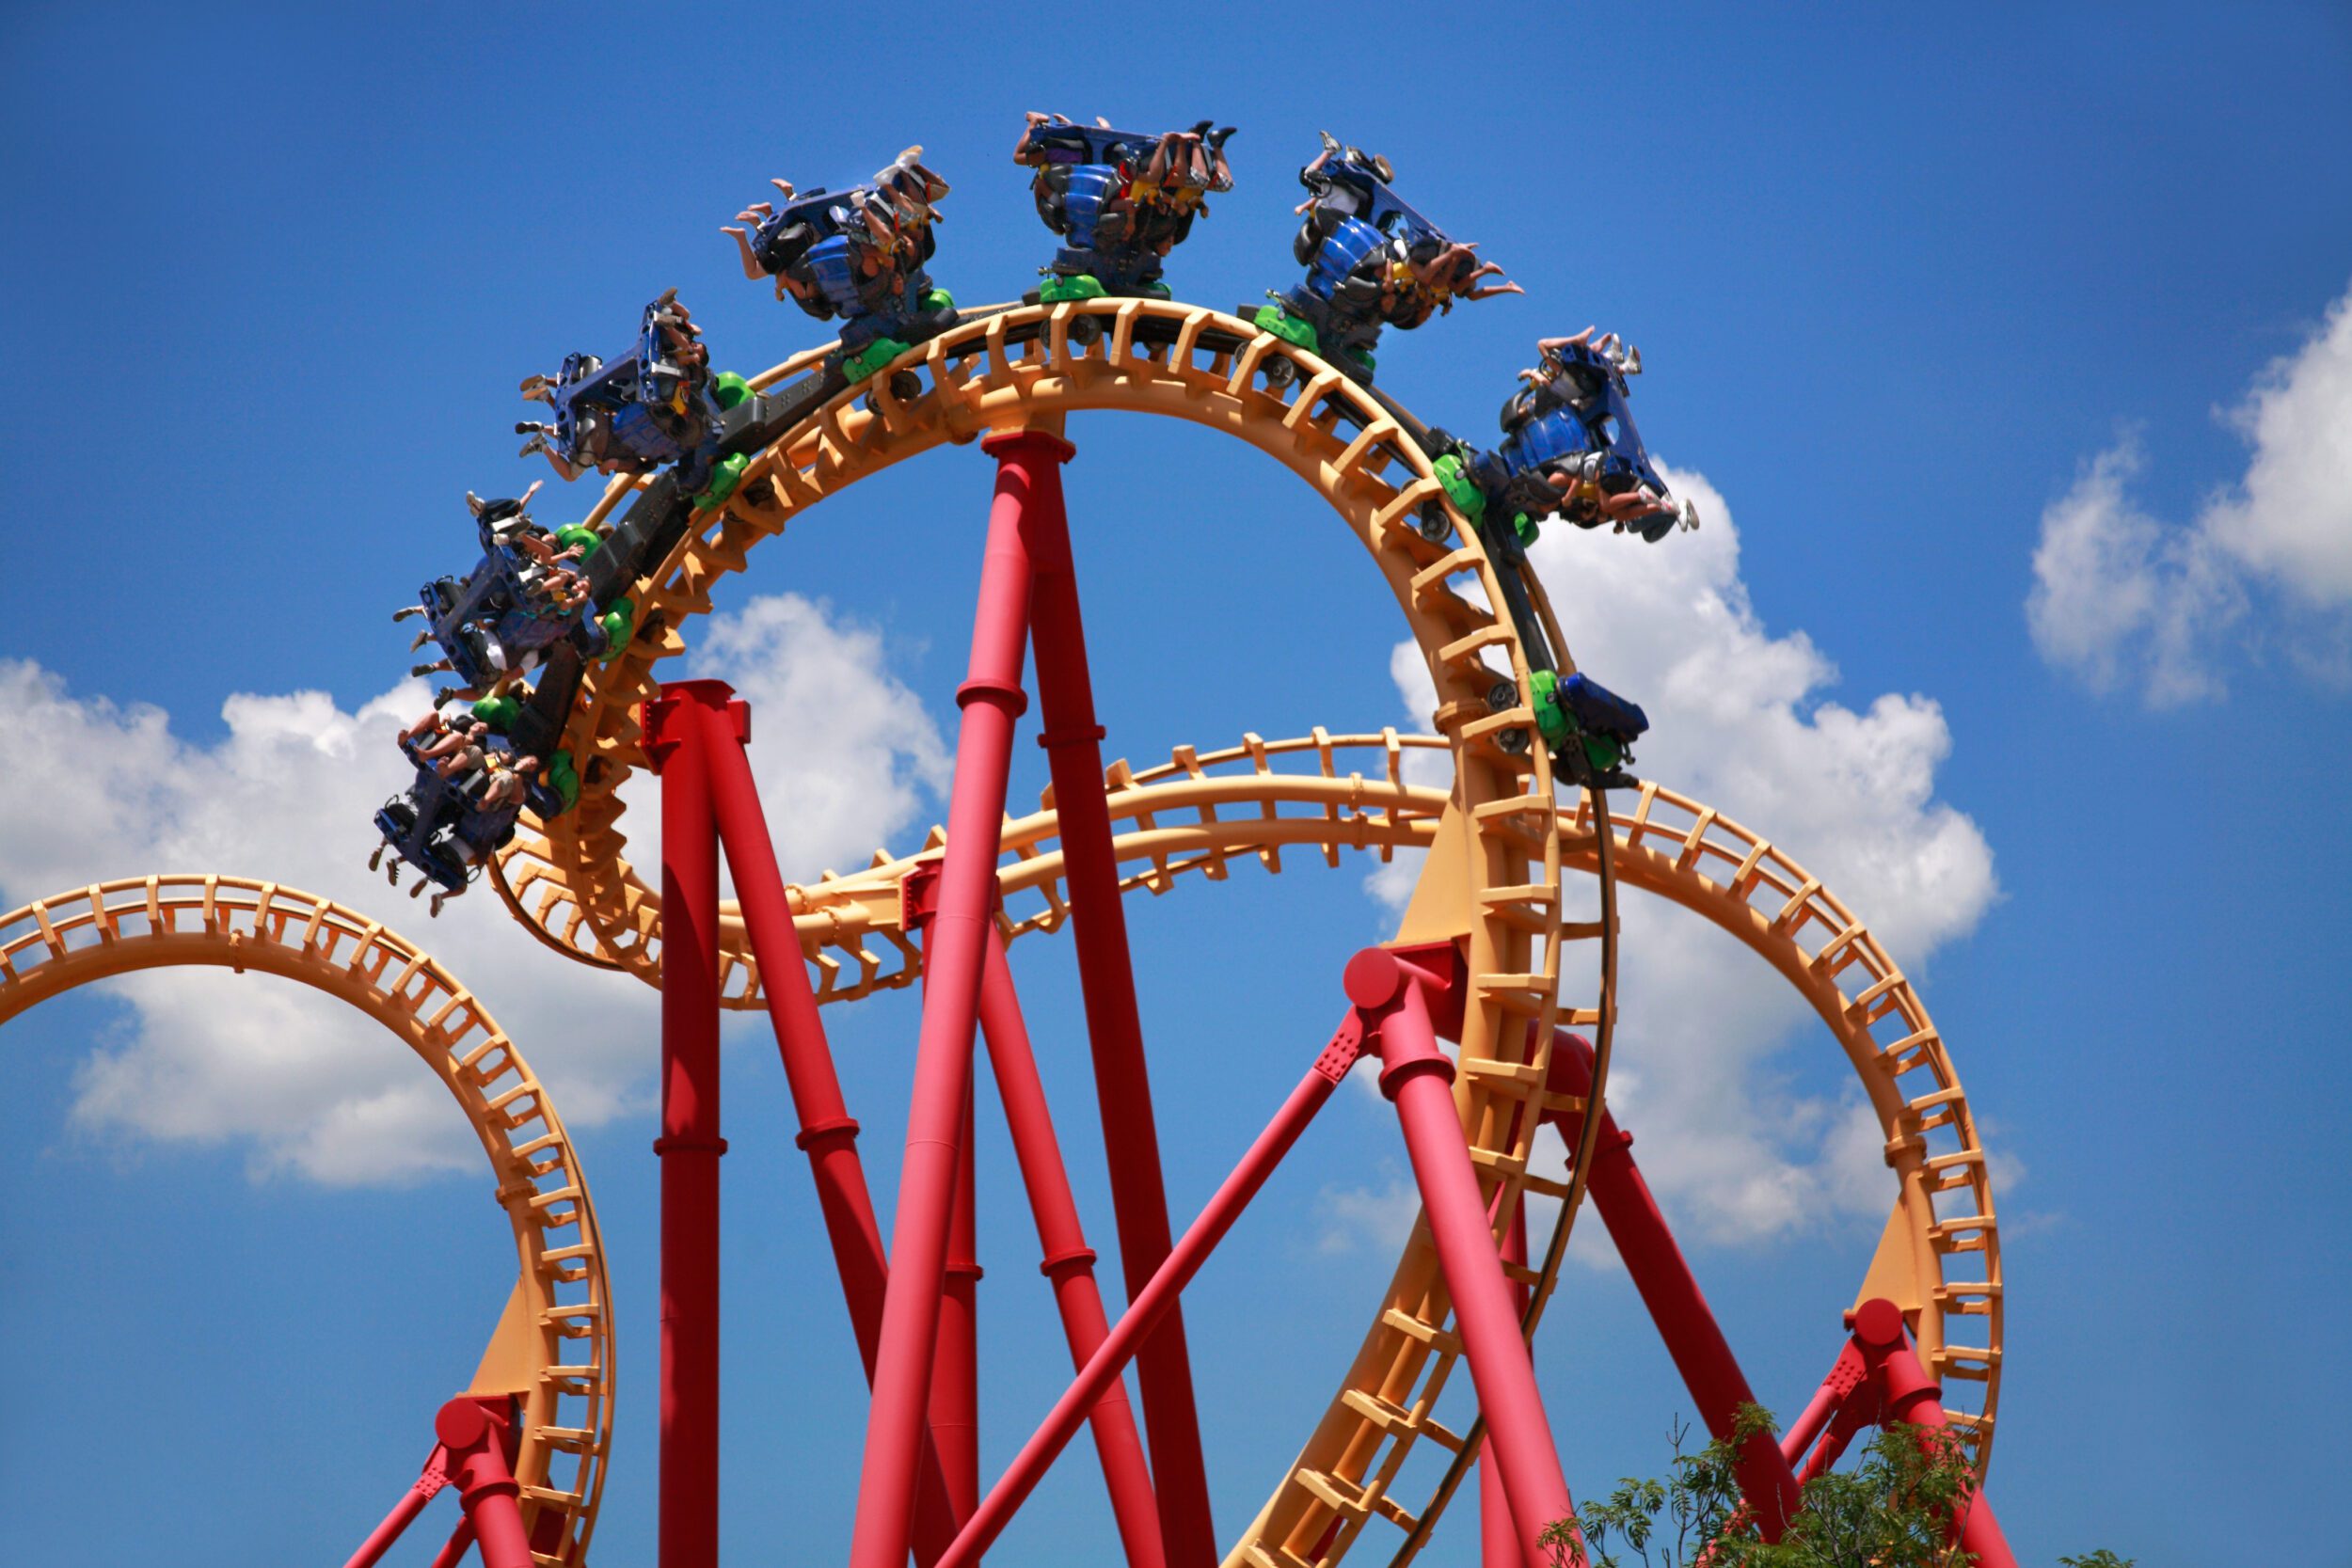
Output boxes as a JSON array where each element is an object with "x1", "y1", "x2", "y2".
[{"x1": 0, "y1": 877, "x2": 615, "y2": 1567}]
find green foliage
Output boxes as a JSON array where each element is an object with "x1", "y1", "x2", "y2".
[{"x1": 1538, "y1": 1404, "x2": 2128, "y2": 1568}]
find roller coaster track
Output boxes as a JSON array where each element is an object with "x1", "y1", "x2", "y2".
[
  {"x1": 0, "y1": 877, "x2": 614, "y2": 1568},
  {"x1": 469, "y1": 296, "x2": 1994, "y2": 1563},
  {"x1": 496, "y1": 297, "x2": 1611, "y2": 1564}
]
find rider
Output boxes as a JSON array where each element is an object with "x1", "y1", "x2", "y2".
[
  {"x1": 723, "y1": 147, "x2": 958, "y2": 383},
  {"x1": 1012, "y1": 113, "x2": 1235, "y2": 301},
  {"x1": 1256, "y1": 132, "x2": 1519, "y2": 385}
]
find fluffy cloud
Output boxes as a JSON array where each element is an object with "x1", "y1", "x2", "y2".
[
  {"x1": 0, "y1": 592, "x2": 946, "y2": 1184},
  {"x1": 690, "y1": 592, "x2": 952, "y2": 880},
  {"x1": 2029, "y1": 278, "x2": 2352, "y2": 702},
  {"x1": 1311, "y1": 1164, "x2": 1420, "y2": 1257},
  {"x1": 1346, "y1": 464, "x2": 1997, "y2": 1252}
]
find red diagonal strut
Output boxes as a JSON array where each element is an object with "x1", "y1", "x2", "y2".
[
  {"x1": 977, "y1": 927, "x2": 1168, "y2": 1568},
  {"x1": 934, "y1": 1011, "x2": 1366, "y2": 1568},
  {"x1": 1019, "y1": 430, "x2": 1218, "y2": 1568},
  {"x1": 703, "y1": 693, "x2": 965, "y2": 1561},
  {"x1": 1347, "y1": 948, "x2": 1580, "y2": 1568},
  {"x1": 848, "y1": 431, "x2": 1044, "y2": 1568}
]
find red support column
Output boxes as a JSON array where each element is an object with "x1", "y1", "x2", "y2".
[
  {"x1": 645, "y1": 681, "x2": 732, "y2": 1568},
  {"x1": 1541, "y1": 1032, "x2": 1801, "y2": 1539},
  {"x1": 1478, "y1": 1199, "x2": 1532, "y2": 1568},
  {"x1": 1852, "y1": 1301, "x2": 2019, "y2": 1568},
  {"x1": 848, "y1": 438, "x2": 1041, "y2": 1568},
  {"x1": 433, "y1": 1399, "x2": 534, "y2": 1568},
  {"x1": 702, "y1": 703, "x2": 964, "y2": 1560},
  {"x1": 936, "y1": 1016, "x2": 1365, "y2": 1568},
  {"x1": 1017, "y1": 429, "x2": 1217, "y2": 1568},
  {"x1": 934, "y1": 1087, "x2": 983, "y2": 1521},
  {"x1": 1348, "y1": 949, "x2": 1579, "y2": 1568},
  {"x1": 977, "y1": 928, "x2": 1167, "y2": 1568}
]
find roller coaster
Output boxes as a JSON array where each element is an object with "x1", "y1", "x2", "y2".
[{"x1": 0, "y1": 124, "x2": 2014, "y2": 1568}]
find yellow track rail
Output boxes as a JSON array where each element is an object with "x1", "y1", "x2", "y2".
[{"x1": 0, "y1": 877, "x2": 614, "y2": 1568}]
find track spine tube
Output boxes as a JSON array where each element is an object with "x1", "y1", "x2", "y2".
[
  {"x1": 936, "y1": 1047, "x2": 1350, "y2": 1568},
  {"x1": 978, "y1": 927, "x2": 1168, "y2": 1568},
  {"x1": 848, "y1": 448, "x2": 1038, "y2": 1568},
  {"x1": 1542, "y1": 1032, "x2": 1800, "y2": 1539},
  {"x1": 704, "y1": 703, "x2": 966, "y2": 1561},
  {"x1": 1012, "y1": 425, "x2": 1219, "y2": 1568},
  {"x1": 648, "y1": 682, "x2": 731, "y2": 1568}
]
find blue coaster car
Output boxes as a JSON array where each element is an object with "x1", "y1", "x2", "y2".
[
  {"x1": 1012, "y1": 115, "x2": 1234, "y2": 300},
  {"x1": 1496, "y1": 333, "x2": 1697, "y2": 544},
  {"x1": 725, "y1": 148, "x2": 956, "y2": 383},
  {"x1": 394, "y1": 488, "x2": 637, "y2": 699},
  {"x1": 370, "y1": 651, "x2": 584, "y2": 912},
  {"x1": 1524, "y1": 669, "x2": 1650, "y2": 792},
  {"x1": 516, "y1": 291, "x2": 748, "y2": 503},
  {"x1": 1252, "y1": 133, "x2": 1518, "y2": 386},
  {"x1": 1558, "y1": 672, "x2": 1649, "y2": 745}
]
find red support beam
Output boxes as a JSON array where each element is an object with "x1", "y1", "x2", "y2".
[
  {"x1": 1347, "y1": 950, "x2": 1579, "y2": 1568},
  {"x1": 1851, "y1": 1301, "x2": 2019, "y2": 1568},
  {"x1": 977, "y1": 928, "x2": 1167, "y2": 1568},
  {"x1": 934, "y1": 1085, "x2": 983, "y2": 1521},
  {"x1": 848, "y1": 438, "x2": 1040, "y2": 1568},
  {"x1": 1478, "y1": 1198, "x2": 1532, "y2": 1568},
  {"x1": 703, "y1": 702, "x2": 964, "y2": 1561},
  {"x1": 1540, "y1": 1031, "x2": 1801, "y2": 1539},
  {"x1": 433, "y1": 1399, "x2": 534, "y2": 1568},
  {"x1": 935, "y1": 1014, "x2": 1365, "y2": 1568},
  {"x1": 1016, "y1": 429, "x2": 1217, "y2": 1568},
  {"x1": 1778, "y1": 1340, "x2": 1862, "y2": 1474},
  {"x1": 340, "y1": 1445, "x2": 450, "y2": 1568},
  {"x1": 645, "y1": 681, "x2": 732, "y2": 1568}
]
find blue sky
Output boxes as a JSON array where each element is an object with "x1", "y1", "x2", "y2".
[{"x1": 3, "y1": 4, "x2": 2348, "y2": 1564}]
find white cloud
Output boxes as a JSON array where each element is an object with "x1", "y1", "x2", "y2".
[
  {"x1": 0, "y1": 591, "x2": 946, "y2": 1184},
  {"x1": 2026, "y1": 439, "x2": 2245, "y2": 705},
  {"x1": 1362, "y1": 464, "x2": 1997, "y2": 1248},
  {"x1": 1311, "y1": 1164, "x2": 1421, "y2": 1256},
  {"x1": 2029, "y1": 277, "x2": 2352, "y2": 702},
  {"x1": 690, "y1": 593, "x2": 952, "y2": 882}
]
